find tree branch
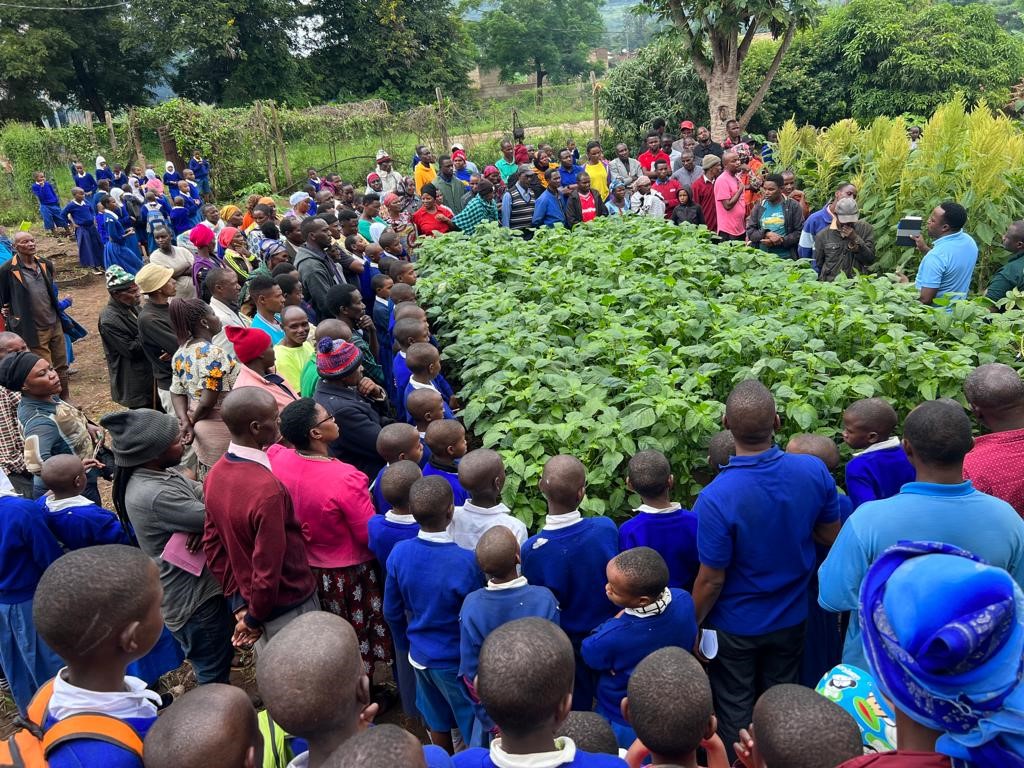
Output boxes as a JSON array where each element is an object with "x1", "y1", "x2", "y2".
[
  {"x1": 738, "y1": 17, "x2": 796, "y2": 128},
  {"x1": 737, "y1": 18, "x2": 759, "y2": 62},
  {"x1": 665, "y1": 0, "x2": 711, "y2": 80}
]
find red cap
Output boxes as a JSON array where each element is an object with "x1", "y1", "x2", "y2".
[
  {"x1": 680, "y1": 120, "x2": 695, "y2": 130},
  {"x1": 224, "y1": 326, "x2": 272, "y2": 364}
]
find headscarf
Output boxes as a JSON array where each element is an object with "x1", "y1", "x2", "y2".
[
  {"x1": 95, "y1": 155, "x2": 106, "y2": 169},
  {"x1": 165, "y1": 161, "x2": 175, "y2": 174},
  {"x1": 257, "y1": 197, "x2": 275, "y2": 206},
  {"x1": 189, "y1": 224, "x2": 215, "y2": 249},
  {"x1": 382, "y1": 192, "x2": 400, "y2": 209},
  {"x1": 0, "y1": 351, "x2": 42, "y2": 392},
  {"x1": 483, "y1": 165, "x2": 499, "y2": 177},
  {"x1": 218, "y1": 226, "x2": 241, "y2": 250},
  {"x1": 366, "y1": 172, "x2": 381, "y2": 186},
  {"x1": 219, "y1": 204, "x2": 241, "y2": 222},
  {"x1": 144, "y1": 168, "x2": 157, "y2": 181},
  {"x1": 145, "y1": 178, "x2": 164, "y2": 195},
  {"x1": 861, "y1": 541, "x2": 1024, "y2": 767},
  {"x1": 259, "y1": 239, "x2": 288, "y2": 265}
]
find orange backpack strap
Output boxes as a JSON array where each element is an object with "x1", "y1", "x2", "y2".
[
  {"x1": 41, "y1": 713, "x2": 144, "y2": 759},
  {"x1": 24, "y1": 680, "x2": 56, "y2": 730}
]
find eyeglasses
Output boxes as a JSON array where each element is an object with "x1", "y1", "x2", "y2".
[{"x1": 313, "y1": 413, "x2": 336, "y2": 429}]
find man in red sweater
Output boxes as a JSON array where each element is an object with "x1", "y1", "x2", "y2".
[
  {"x1": 692, "y1": 154, "x2": 721, "y2": 233},
  {"x1": 203, "y1": 387, "x2": 317, "y2": 648}
]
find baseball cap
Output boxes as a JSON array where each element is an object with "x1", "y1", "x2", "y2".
[
  {"x1": 680, "y1": 120, "x2": 695, "y2": 130},
  {"x1": 835, "y1": 197, "x2": 859, "y2": 224}
]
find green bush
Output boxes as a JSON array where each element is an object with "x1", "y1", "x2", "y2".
[{"x1": 416, "y1": 217, "x2": 1024, "y2": 529}]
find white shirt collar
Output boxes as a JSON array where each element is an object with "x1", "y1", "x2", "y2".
[
  {"x1": 408, "y1": 378, "x2": 439, "y2": 392},
  {"x1": 286, "y1": 753, "x2": 309, "y2": 768},
  {"x1": 487, "y1": 575, "x2": 528, "y2": 591},
  {"x1": 853, "y1": 435, "x2": 902, "y2": 457},
  {"x1": 210, "y1": 297, "x2": 247, "y2": 325},
  {"x1": 49, "y1": 668, "x2": 161, "y2": 721},
  {"x1": 417, "y1": 530, "x2": 453, "y2": 543},
  {"x1": 624, "y1": 587, "x2": 673, "y2": 618},
  {"x1": 490, "y1": 737, "x2": 577, "y2": 768},
  {"x1": 634, "y1": 502, "x2": 682, "y2": 515},
  {"x1": 45, "y1": 495, "x2": 97, "y2": 513},
  {"x1": 462, "y1": 500, "x2": 512, "y2": 517},
  {"x1": 385, "y1": 510, "x2": 417, "y2": 524},
  {"x1": 375, "y1": 296, "x2": 390, "y2": 307},
  {"x1": 228, "y1": 441, "x2": 272, "y2": 471},
  {"x1": 543, "y1": 510, "x2": 582, "y2": 531}
]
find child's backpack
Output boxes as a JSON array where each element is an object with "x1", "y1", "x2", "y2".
[{"x1": 0, "y1": 679, "x2": 144, "y2": 767}]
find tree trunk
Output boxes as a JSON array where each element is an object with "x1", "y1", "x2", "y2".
[
  {"x1": 157, "y1": 126, "x2": 186, "y2": 172},
  {"x1": 535, "y1": 64, "x2": 545, "y2": 107},
  {"x1": 705, "y1": 66, "x2": 740, "y2": 141}
]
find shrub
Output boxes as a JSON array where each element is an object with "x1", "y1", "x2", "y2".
[{"x1": 416, "y1": 217, "x2": 1024, "y2": 528}]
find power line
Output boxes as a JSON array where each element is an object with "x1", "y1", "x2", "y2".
[{"x1": 0, "y1": 0, "x2": 127, "y2": 8}]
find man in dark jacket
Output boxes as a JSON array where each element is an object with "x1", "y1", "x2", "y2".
[
  {"x1": 311, "y1": 338, "x2": 392, "y2": 480},
  {"x1": 814, "y1": 198, "x2": 876, "y2": 281},
  {"x1": 0, "y1": 232, "x2": 68, "y2": 398},
  {"x1": 294, "y1": 216, "x2": 345, "y2": 323},
  {"x1": 135, "y1": 263, "x2": 179, "y2": 413},
  {"x1": 98, "y1": 266, "x2": 153, "y2": 408},
  {"x1": 745, "y1": 173, "x2": 805, "y2": 259},
  {"x1": 564, "y1": 172, "x2": 608, "y2": 229}
]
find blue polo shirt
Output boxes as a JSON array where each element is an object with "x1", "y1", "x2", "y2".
[
  {"x1": 557, "y1": 164, "x2": 584, "y2": 198},
  {"x1": 695, "y1": 446, "x2": 839, "y2": 636},
  {"x1": 819, "y1": 480, "x2": 1024, "y2": 669},
  {"x1": 914, "y1": 229, "x2": 978, "y2": 304}
]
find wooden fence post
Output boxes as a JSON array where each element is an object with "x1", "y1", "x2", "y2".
[
  {"x1": 436, "y1": 87, "x2": 450, "y2": 157},
  {"x1": 84, "y1": 111, "x2": 98, "y2": 148},
  {"x1": 255, "y1": 101, "x2": 277, "y2": 193},
  {"x1": 590, "y1": 71, "x2": 600, "y2": 141},
  {"x1": 104, "y1": 111, "x2": 118, "y2": 153},
  {"x1": 129, "y1": 109, "x2": 145, "y2": 167},
  {"x1": 270, "y1": 102, "x2": 293, "y2": 187}
]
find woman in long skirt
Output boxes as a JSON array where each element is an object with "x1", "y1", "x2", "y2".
[
  {"x1": 59, "y1": 188, "x2": 103, "y2": 272},
  {"x1": 101, "y1": 196, "x2": 144, "y2": 273}
]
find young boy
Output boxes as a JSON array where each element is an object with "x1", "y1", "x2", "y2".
[
  {"x1": 392, "y1": 315, "x2": 431, "y2": 420},
  {"x1": 406, "y1": 343, "x2": 457, "y2": 423},
  {"x1": 581, "y1": 547, "x2": 698, "y2": 747},
  {"x1": 707, "y1": 429, "x2": 735, "y2": 475},
  {"x1": 521, "y1": 455, "x2": 618, "y2": 712},
  {"x1": 452, "y1": 618, "x2": 625, "y2": 767},
  {"x1": 31, "y1": 171, "x2": 67, "y2": 235},
  {"x1": 787, "y1": 433, "x2": 853, "y2": 521},
  {"x1": 423, "y1": 419, "x2": 469, "y2": 507},
  {"x1": 372, "y1": 423, "x2": 425, "y2": 514},
  {"x1": 618, "y1": 450, "x2": 699, "y2": 590},
  {"x1": 556, "y1": 712, "x2": 620, "y2": 757},
  {"x1": 732, "y1": 684, "x2": 862, "y2": 768},
  {"x1": 324, "y1": 724, "x2": 434, "y2": 768},
  {"x1": 39, "y1": 454, "x2": 132, "y2": 550},
  {"x1": 143, "y1": 684, "x2": 262, "y2": 768},
  {"x1": 0, "y1": 484, "x2": 64, "y2": 713},
  {"x1": 842, "y1": 397, "x2": 915, "y2": 509},
  {"x1": 371, "y1": 273, "x2": 394, "y2": 339},
  {"x1": 622, "y1": 647, "x2": 722, "y2": 768},
  {"x1": 450, "y1": 448, "x2": 527, "y2": 550},
  {"x1": 33, "y1": 545, "x2": 165, "y2": 767},
  {"x1": 408, "y1": 388, "x2": 446, "y2": 453},
  {"x1": 384, "y1": 476, "x2": 483, "y2": 753},
  {"x1": 460, "y1": 527, "x2": 559, "y2": 745},
  {"x1": 169, "y1": 196, "x2": 191, "y2": 235},
  {"x1": 391, "y1": 260, "x2": 418, "y2": 285}
]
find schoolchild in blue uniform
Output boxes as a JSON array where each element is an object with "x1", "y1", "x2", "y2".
[
  {"x1": 422, "y1": 419, "x2": 469, "y2": 507},
  {"x1": 366, "y1": 460, "x2": 424, "y2": 724},
  {"x1": 618, "y1": 450, "x2": 699, "y2": 590},
  {"x1": 371, "y1": 423, "x2": 424, "y2": 514},
  {"x1": 101, "y1": 199, "x2": 145, "y2": 273},
  {"x1": 581, "y1": 547, "x2": 698, "y2": 748},
  {"x1": 406, "y1": 388, "x2": 441, "y2": 466},
  {"x1": 34, "y1": 545, "x2": 165, "y2": 768},
  {"x1": 31, "y1": 172, "x2": 67, "y2": 234},
  {"x1": 110, "y1": 164, "x2": 129, "y2": 190},
  {"x1": 521, "y1": 455, "x2": 618, "y2": 712},
  {"x1": 453, "y1": 618, "x2": 625, "y2": 768},
  {"x1": 841, "y1": 397, "x2": 915, "y2": 509},
  {"x1": 371, "y1": 273, "x2": 394, "y2": 398},
  {"x1": 404, "y1": 343, "x2": 456, "y2": 424},
  {"x1": 60, "y1": 187, "x2": 104, "y2": 270},
  {"x1": 384, "y1": 476, "x2": 483, "y2": 754},
  {"x1": 162, "y1": 161, "x2": 181, "y2": 188},
  {"x1": 392, "y1": 314, "x2": 430, "y2": 420},
  {"x1": 189, "y1": 150, "x2": 211, "y2": 197},
  {"x1": 69, "y1": 161, "x2": 98, "y2": 200},
  {"x1": 169, "y1": 198, "x2": 193, "y2": 236},
  {"x1": 94, "y1": 156, "x2": 114, "y2": 187},
  {"x1": 460, "y1": 527, "x2": 559, "y2": 746}
]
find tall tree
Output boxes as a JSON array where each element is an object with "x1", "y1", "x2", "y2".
[
  {"x1": 0, "y1": 4, "x2": 156, "y2": 122},
  {"x1": 474, "y1": 0, "x2": 605, "y2": 100},
  {"x1": 641, "y1": 0, "x2": 815, "y2": 138}
]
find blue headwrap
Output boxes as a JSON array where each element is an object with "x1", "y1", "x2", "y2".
[{"x1": 860, "y1": 541, "x2": 1024, "y2": 767}]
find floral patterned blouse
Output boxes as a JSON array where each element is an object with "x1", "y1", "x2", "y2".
[{"x1": 169, "y1": 340, "x2": 239, "y2": 401}]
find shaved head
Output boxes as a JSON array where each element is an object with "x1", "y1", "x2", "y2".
[
  {"x1": 964, "y1": 363, "x2": 1024, "y2": 413},
  {"x1": 786, "y1": 433, "x2": 840, "y2": 471},
  {"x1": 475, "y1": 525, "x2": 519, "y2": 577},
  {"x1": 458, "y1": 448, "x2": 505, "y2": 495},
  {"x1": 314, "y1": 319, "x2": 351, "y2": 344},
  {"x1": 221, "y1": 387, "x2": 277, "y2": 437},
  {"x1": 540, "y1": 455, "x2": 586, "y2": 509},
  {"x1": 40, "y1": 454, "x2": 86, "y2": 495},
  {"x1": 0, "y1": 331, "x2": 27, "y2": 357},
  {"x1": 725, "y1": 380, "x2": 777, "y2": 443}
]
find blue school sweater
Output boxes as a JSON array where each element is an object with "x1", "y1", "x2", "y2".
[
  {"x1": 367, "y1": 514, "x2": 420, "y2": 565},
  {"x1": 112, "y1": 172, "x2": 129, "y2": 189},
  {"x1": 404, "y1": 380, "x2": 456, "y2": 423},
  {"x1": 0, "y1": 495, "x2": 64, "y2": 603},
  {"x1": 71, "y1": 171, "x2": 97, "y2": 194},
  {"x1": 189, "y1": 157, "x2": 210, "y2": 180},
  {"x1": 41, "y1": 496, "x2": 132, "y2": 551},
  {"x1": 453, "y1": 746, "x2": 624, "y2": 767},
  {"x1": 32, "y1": 181, "x2": 59, "y2": 205},
  {"x1": 162, "y1": 171, "x2": 182, "y2": 186},
  {"x1": 45, "y1": 712, "x2": 155, "y2": 768},
  {"x1": 459, "y1": 581, "x2": 560, "y2": 680},
  {"x1": 521, "y1": 517, "x2": 618, "y2": 637},
  {"x1": 61, "y1": 200, "x2": 96, "y2": 226},
  {"x1": 618, "y1": 504, "x2": 699, "y2": 590},
  {"x1": 385, "y1": 535, "x2": 483, "y2": 665},
  {"x1": 371, "y1": 464, "x2": 389, "y2": 514},
  {"x1": 422, "y1": 460, "x2": 469, "y2": 507},
  {"x1": 845, "y1": 441, "x2": 916, "y2": 509},
  {"x1": 581, "y1": 588, "x2": 698, "y2": 725},
  {"x1": 169, "y1": 206, "x2": 191, "y2": 235},
  {"x1": 372, "y1": 297, "x2": 392, "y2": 338}
]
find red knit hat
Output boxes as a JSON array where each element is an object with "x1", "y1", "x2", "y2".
[
  {"x1": 316, "y1": 337, "x2": 361, "y2": 378},
  {"x1": 224, "y1": 326, "x2": 272, "y2": 363}
]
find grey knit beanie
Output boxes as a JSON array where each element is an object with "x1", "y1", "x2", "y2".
[{"x1": 100, "y1": 408, "x2": 180, "y2": 467}]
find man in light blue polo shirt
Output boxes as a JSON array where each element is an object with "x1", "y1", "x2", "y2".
[
  {"x1": 819, "y1": 398, "x2": 1024, "y2": 671},
  {"x1": 912, "y1": 200, "x2": 978, "y2": 305}
]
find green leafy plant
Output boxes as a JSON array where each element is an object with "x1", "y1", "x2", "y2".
[{"x1": 416, "y1": 217, "x2": 1024, "y2": 529}]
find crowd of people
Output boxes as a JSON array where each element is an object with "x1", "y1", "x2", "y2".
[{"x1": 0, "y1": 115, "x2": 1022, "y2": 768}]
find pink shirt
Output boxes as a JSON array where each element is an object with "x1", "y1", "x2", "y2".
[
  {"x1": 714, "y1": 171, "x2": 745, "y2": 236},
  {"x1": 233, "y1": 365, "x2": 298, "y2": 413},
  {"x1": 266, "y1": 444, "x2": 375, "y2": 568},
  {"x1": 963, "y1": 427, "x2": 1024, "y2": 518}
]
